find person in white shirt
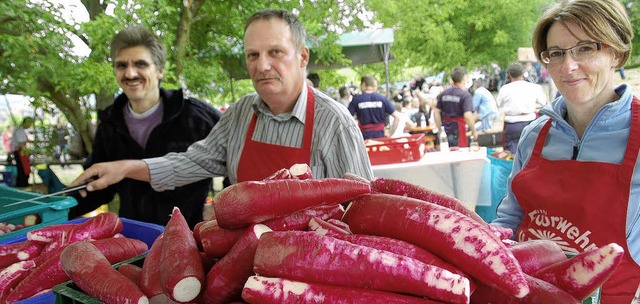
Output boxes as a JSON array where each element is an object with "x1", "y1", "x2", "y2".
[{"x1": 497, "y1": 62, "x2": 548, "y2": 153}]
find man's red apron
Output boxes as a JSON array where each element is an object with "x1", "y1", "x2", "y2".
[
  {"x1": 236, "y1": 86, "x2": 314, "y2": 182},
  {"x1": 443, "y1": 116, "x2": 468, "y2": 147},
  {"x1": 358, "y1": 122, "x2": 385, "y2": 133},
  {"x1": 513, "y1": 98, "x2": 640, "y2": 303}
]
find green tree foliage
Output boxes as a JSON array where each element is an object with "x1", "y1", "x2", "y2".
[
  {"x1": 622, "y1": 0, "x2": 640, "y2": 65},
  {"x1": 0, "y1": 0, "x2": 370, "y2": 157},
  {"x1": 366, "y1": 0, "x2": 553, "y2": 76}
]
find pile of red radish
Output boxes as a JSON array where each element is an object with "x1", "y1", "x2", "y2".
[
  {"x1": 11, "y1": 163, "x2": 623, "y2": 304},
  {"x1": 0, "y1": 212, "x2": 148, "y2": 303}
]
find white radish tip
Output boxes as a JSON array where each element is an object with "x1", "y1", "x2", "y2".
[
  {"x1": 172, "y1": 277, "x2": 202, "y2": 303},
  {"x1": 605, "y1": 243, "x2": 624, "y2": 254},
  {"x1": 137, "y1": 296, "x2": 149, "y2": 304},
  {"x1": 514, "y1": 285, "x2": 531, "y2": 299},
  {"x1": 253, "y1": 224, "x2": 273, "y2": 238},
  {"x1": 289, "y1": 163, "x2": 310, "y2": 176}
]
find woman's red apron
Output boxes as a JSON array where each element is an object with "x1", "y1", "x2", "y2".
[
  {"x1": 513, "y1": 98, "x2": 640, "y2": 303},
  {"x1": 442, "y1": 116, "x2": 468, "y2": 147},
  {"x1": 236, "y1": 86, "x2": 314, "y2": 182}
]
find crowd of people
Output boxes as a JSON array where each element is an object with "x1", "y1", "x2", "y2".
[{"x1": 336, "y1": 61, "x2": 552, "y2": 154}]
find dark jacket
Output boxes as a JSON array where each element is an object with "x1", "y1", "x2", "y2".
[{"x1": 69, "y1": 88, "x2": 221, "y2": 228}]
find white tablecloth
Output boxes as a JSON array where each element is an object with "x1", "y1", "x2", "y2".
[{"x1": 372, "y1": 147, "x2": 492, "y2": 210}]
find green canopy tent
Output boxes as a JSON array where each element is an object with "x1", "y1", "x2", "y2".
[{"x1": 222, "y1": 28, "x2": 395, "y2": 99}]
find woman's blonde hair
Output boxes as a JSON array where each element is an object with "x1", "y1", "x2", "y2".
[{"x1": 532, "y1": 0, "x2": 633, "y2": 68}]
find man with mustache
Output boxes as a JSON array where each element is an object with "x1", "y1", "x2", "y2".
[
  {"x1": 71, "y1": 9, "x2": 373, "y2": 200},
  {"x1": 68, "y1": 25, "x2": 222, "y2": 228}
]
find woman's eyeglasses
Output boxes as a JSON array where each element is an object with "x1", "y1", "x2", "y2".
[{"x1": 539, "y1": 42, "x2": 602, "y2": 64}]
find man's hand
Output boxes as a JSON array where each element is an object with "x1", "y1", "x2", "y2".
[{"x1": 70, "y1": 160, "x2": 149, "y2": 196}]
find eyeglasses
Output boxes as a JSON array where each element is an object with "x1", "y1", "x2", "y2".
[{"x1": 539, "y1": 42, "x2": 602, "y2": 64}]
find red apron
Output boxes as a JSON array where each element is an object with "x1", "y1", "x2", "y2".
[
  {"x1": 443, "y1": 116, "x2": 468, "y2": 147},
  {"x1": 359, "y1": 122, "x2": 385, "y2": 132},
  {"x1": 236, "y1": 85, "x2": 315, "y2": 182},
  {"x1": 513, "y1": 98, "x2": 640, "y2": 303},
  {"x1": 18, "y1": 149, "x2": 31, "y2": 176}
]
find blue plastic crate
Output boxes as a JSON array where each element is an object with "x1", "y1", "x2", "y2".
[
  {"x1": 0, "y1": 185, "x2": 78, "y2": 242},
  {"x1": 2, "y1": 216, "x2": 165, "y2": 304}
]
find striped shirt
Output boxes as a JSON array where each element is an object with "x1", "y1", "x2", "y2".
[{"x1": 145, "y1": 85, "x2": 374, "y2": 191}]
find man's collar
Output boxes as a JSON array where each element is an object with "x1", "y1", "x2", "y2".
[{"x1": 252, "y1": 85, "x2": 308, "y2": 123}]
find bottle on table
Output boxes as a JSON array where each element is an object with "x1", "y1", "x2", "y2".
[
  {"x1": 469, "y1": 135, "x2": 479, "y2": 152},
  {"x1": 439, "y1": 126, "x2": 449, "y2": 152}
]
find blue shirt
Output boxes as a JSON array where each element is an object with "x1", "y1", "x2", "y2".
[
  {"x1": 348, "y1": 92, "x2": 396, "y2": 125},
  {"x1": 472, "y1": 86, "x2": 498, "y2": 131}
]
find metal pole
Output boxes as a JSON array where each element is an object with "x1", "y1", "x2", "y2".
[{"x1": 382, "y1": 44, "x2": 391, "y2": 98}]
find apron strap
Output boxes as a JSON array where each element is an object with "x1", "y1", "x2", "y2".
[{"x1": 622, "y1": 97, "x2": 640, "y2": 169}]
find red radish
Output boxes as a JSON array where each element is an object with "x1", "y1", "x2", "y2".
[
  {"x1": 36, "y1": 212, "x2": 124, "y2": 254},
  {"x1": 0, "y1": 260, "x2": 36, "y2": 301},
  {"x1": 119, "y1": 263, "x2": 143, "y2": 285},
  {"x1": 160, "y1": 207, "x2": 204, "y2": 303},
  {"x1": 202, "y1": 224, "x2": 272, "y2": 304},
  {"x1": 325, "y1": 218, "x2": 352, "y2": 233},
  {"x1": 342, "y1": 193, "x2": 530, "y2": 299},
  {"x1": 26, "y1": 223, "x2": 75, "y2": 243},
  {"x1": 262, "y1": 204, "x2": 345, "y2": 231},
  {"x1": 532, "y1": 243, "x2": 624, "y2": 301},
  {"x1": 60, "y1": 241, "x2": 149, "y2": 304},
  {"x1": 199, "y1": 205, "x2": 344, "y2": 259},
  {"x1": 192, "y1": 220, "x2": 206, "y2": 245},
  {"x1": 470, "y1": 273, "x2": 580, "y2": 304},
  {"x1": 253, "y1": 230, "x2": 470, "y2": 303},
  {"x1": 341, "y1": 172, "x2": 371, "y2": 184},
  {"x1": 140, "y1": 234, "x2": 165, "y2": 300},
  {"x1": 370, "y1": 177, "x2": 487, "y2": 224},
  {"x1": 508, "y1": 240, "x2": 567, "y2": 275},
  {"x1": 0, "y1": 241, "x2": 42, "y2": 268},
  {"x1": 0, "y1": 242, "x2": 29, "y2": 256},
  {"x1": 330, "y1": 233, "x2": 476, "y2": 291},
  {"x1": 0, "y1": 223, "x2": 16, "y2": 235},
  {"x1": 213, "y1": 178, "x2": 370, "y2": 228},
  {"x1": 264, "y1": 167, "x2": 292, "y2": 180},
  {"x1": 5, "y1": 237, "x2": 147, "y2": 303},
  {"x1": 242, "y1": 275, "x2": 442, "y2": 304},
  {"x1": 490, "y1": 224, "x2": 514, "y2": 240},
  {"x1": 289, "y1": 163, "x2": 313, "y2": 179},
  {"x1": 198, "y1": 220, "x2": 245, "y2": 259},
  {"x1": 308, "y1": 216, "x2": 351, "y2": 236}
]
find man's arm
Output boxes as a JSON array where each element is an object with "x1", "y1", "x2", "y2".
[
  {"x1": 388, "y1": 111, "x2": 401, "y2": 137},
  {"x1": 463, "y1": 111, "x2": 477, "y2": 139},
  {"x1": 72, "y1": 160, "x2": 150, "y2": 194},
  {"x1": 434, "y1": 108, "x2": 443, "y2": 130}
]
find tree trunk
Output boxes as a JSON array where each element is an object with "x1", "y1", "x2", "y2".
[{"x1": 173, "y1": 0, "x2": 205, "y2": 79}]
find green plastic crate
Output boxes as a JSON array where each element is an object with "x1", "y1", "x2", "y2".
[
  {"x1": 0, "y1": 185, "x2": 77, "y2": 242},
  {"x1": 53, "y1": 254, "x2": 147, "y2": 304}
]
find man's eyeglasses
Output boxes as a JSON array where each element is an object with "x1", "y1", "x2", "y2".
[{"x1": 539, "y1": 42, "x2": 602, "y2": 64}]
